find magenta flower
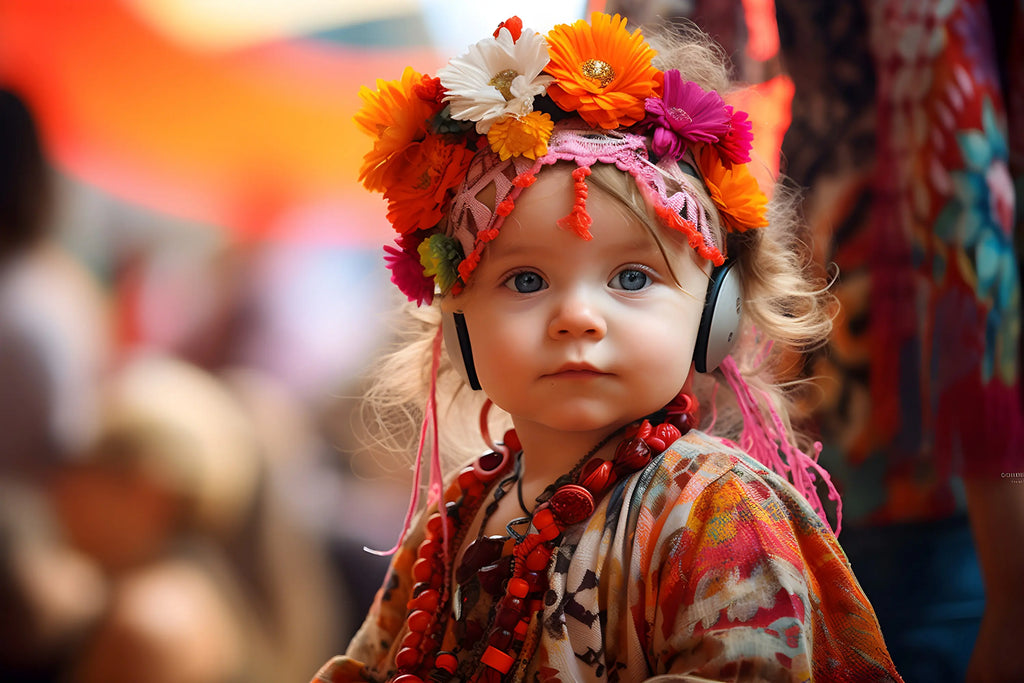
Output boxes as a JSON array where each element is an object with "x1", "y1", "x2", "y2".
[
  {"x1": 717, "y1": 105, "x2": 754, "y2": 166},
  {"x1": 643, "y1": 70, "x2": 730, "y2": 160},
  {"x1": 384, "y1": 236, "x2": 435, "y2": 306}
]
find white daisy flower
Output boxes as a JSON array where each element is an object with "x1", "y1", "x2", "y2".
[{"x1": 437, "y1": 26, "x2": 554, "y2": 134}]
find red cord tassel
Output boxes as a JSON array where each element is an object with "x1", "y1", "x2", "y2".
[{"x1": 556, "y1": 165, "x2": 593, "y2": 240}]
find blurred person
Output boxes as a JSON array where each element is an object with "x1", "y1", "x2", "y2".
[
  {"x1": 120, "y1": 216, "x2": 396, "y2": 643},
  {"x1": 48, "y1": 353, "x2": 341, "y2": 683},
  {"x1": 0, "y1": 86, "x2": 112, "y2": 479},
  {"x1": 0, "y1": 480, "x2": 107, "y2": 681},
  {"x1": 609, "y1": 1, "x2": 1024, "y2": 681}
]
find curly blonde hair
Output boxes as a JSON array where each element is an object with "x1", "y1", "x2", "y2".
[{"x1": 356, "y1": 24, "x2": 835, "y2": 471}]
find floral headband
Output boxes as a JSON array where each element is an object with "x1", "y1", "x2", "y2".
[{"x1": 355, "y1": 12, "x2": 769, "y2": 305}]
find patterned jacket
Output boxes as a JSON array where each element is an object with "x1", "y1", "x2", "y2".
[{"x1": 313, "y1": 430, "x2": 902, "y2": 682}]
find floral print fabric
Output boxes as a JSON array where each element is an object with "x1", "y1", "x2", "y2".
[
  {"x1": 772, "y1": 0, "x2": 1024, "y2": 524},
  {"x1": 312, "y1": 431, "x2": 901, "y2": 682}
]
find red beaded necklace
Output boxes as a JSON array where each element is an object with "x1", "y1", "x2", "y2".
[{"x1": 388, "y1": 396, "x2": 699, "y2": 683}]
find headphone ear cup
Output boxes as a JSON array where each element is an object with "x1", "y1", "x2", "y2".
[
  {"x1": 693, "y1": 261, "x2": 742, "y2": 373},
  {"x1": 440, "y1": 310, "x2": 482, "y2": 391}
]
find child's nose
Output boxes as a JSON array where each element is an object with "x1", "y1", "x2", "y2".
[{"x1": 548, "y1": 288, "x2": 607, "y2": 340}]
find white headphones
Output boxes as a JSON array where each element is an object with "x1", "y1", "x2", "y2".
[{"x1": 442, "y1": 260, "x2": 742, "y2": 391}]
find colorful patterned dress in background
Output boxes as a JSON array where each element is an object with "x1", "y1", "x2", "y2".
[
  {"x1": 774, "y1": 0, "x2": 1023, "y2": 521},
  {"x1": 314, "y1": 431, "x2": 901, "y2": 682},
  {"x1": 774, "y1": 6, "x2": 1023, "y2": 680}
]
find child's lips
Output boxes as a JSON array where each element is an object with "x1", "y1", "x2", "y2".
[{"x1": 544, "y1": 363, "x2": 610, "y2": 378}]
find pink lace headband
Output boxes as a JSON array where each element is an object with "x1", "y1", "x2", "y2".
[
  {"x1": 447, "y1": 120, "x2": 725, "y2": 291},
  {"x1": 363, "y1": 12, "x2": 769, "y2": 305}
]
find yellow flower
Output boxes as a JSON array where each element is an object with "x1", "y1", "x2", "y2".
[
  {"x1": 544, "y1": 12, "x2": 660, "y2": 130},
  {"x1": 486, "y1": 111, "x2": 554, "y2": 160}
]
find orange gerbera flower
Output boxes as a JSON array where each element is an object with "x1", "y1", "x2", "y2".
[
  {"x1": 355, "y1": 67, "x2": 440, "y2": 192},
  {"x1": 382, "y1": 134, "x2": 475, "y2": 234},
  {"x1": 696, "y1": 145, "x2": 768, "y2": 233},
  {"x1": 487, "y1": 111, "x2": 554, "y2": 160},
  {"x1": 544, "y1": 12, "x2": 660, "y2": 130}
]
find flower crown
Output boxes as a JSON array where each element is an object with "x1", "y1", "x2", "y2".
[{"x1": 355, "y1": 12, "x2": 768, "y2": 305}]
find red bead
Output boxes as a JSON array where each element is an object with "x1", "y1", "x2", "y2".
[
  {"x1": 425, "y1": 513, "x2": 442, "y2": 538},
  {"x1": 514, "y1": 618, "x2": 530, "y2": 637},
  {"x1": 477, "y1": 556, "x2": 513, "y2": 595},
  {"x1": 502, "y1": 429, "x2": 521, "y2": 453},
  {"x1": 434, "y1": 652, "x2": 458, "y2": 673},
  {"x1": 456, "y1": 535, "x2": 505, "y2": 584},
  {"x1": 671, "y1": 392, "x2": 696, "y2": 414},
  {"x1": 400, "y1": 631, "x2": 423, "y2": 651},
  {"x1": 628, "y1": 420, "x2": 652, "y2": 440},
  {"x1": 394, "y1": 646, "x2": 422, "y2": 670},
  {"x1": 523, "y1": 570, "x2": 546, "y2": 591},
  {"x1": 614, "y1": 437, "x2": 652, "y2": 471},
  {"x1": 407, "y1": 609, "x2": 432, "y2": 633},
  {"x1": 653, "y1": 423, "x2": 681, "y2": 448},
  {"x1": 499, "y1": 595, "x2": 524, "y2": 613},
  {"x1": 411, "y1": 558, "x2": 434, "y2": 583},
  {"x1": 525, "y1": 545, "x2": 552, "y2": 571},
  {"x1": 666, "y1": 410, "x2": 697, "y2": 435},
  {"x1": 532, "y1": 508, "x2": 554, "y2": 530},
  {"x1": 487, "y1": 628, "x2": 514, "y2": 650},
  {"x1": 514, "y1": 533, "x2": 542, "y2": 558},
  {"x1": 580, "y1": 459, "x2": 614, "y2": 493},
  {"x1": 416, "y1": 539, "x2": 439, "y2": 560},
  {"x1": 474, "y1": 450, "x2": 510, "y2": 481},
  {"x1": 507, "y1": 577, "x2": 529, "y2": 598},
  {"x1": 408, "y1": 588, "x2": 439, "y2": 612},
  {"x1": 419, "y1": 633, "x2": 441, "y2": 654},
  {"x1": 548, "y1": 484, "x2": 595, "y2": 526},
  {"x1": 457, "y1": 466, "x2": 480, "y2": 489},
  {"x1": 425, "y1": 512, "x2": 454, "y2": 540},
  {"x1": 494, "y1": 606, "x2": 520, "y2": 630},
  {"x1": 481, "y1": 646, "x2": 515, "y2": 673},
  {"x1": 538, "y1": 523, "x2": 560, "y2": 541},
  {"x1": 391, "y1": 675, "x2": 423, "y2": 683},
  {"x1": 410, "y1": 581, "x2": 432, "y2": 598},
  {"x1": 579, "y1": 457, "x2": 602, "y2": 480}
]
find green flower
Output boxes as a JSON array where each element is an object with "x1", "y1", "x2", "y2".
[{"x1": 418, "y1": 233, "x2": 464, "y2": 293}]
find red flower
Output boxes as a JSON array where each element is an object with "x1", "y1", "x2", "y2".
[
  {"x1": 384, "y1": 235, "x2": 434, "y2": 306},
  {"x1": 493, "y1": 16, "x2": 523, "y2": 42},
  {"x1": 382, "y1": 135, "x2": 475, "y2": 234}
]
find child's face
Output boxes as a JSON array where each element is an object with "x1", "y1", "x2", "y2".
[{"x1": 446, "y1": 165, "x2": 711, "y2": 437}]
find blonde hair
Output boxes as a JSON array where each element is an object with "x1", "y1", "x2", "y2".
[{"x1": 357, "y1": 24, "x2": 834, "y2": 469}]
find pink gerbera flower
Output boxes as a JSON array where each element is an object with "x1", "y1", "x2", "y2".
[
  {"x1": 643, "y1": 70, "x2": 730, "y2": 160},
  {"x1": 384, "y1": 235, "x2": 435, "y2": 306},
  {"x1": 717, "y1": 105, "x2": 754, "y2": 166}
]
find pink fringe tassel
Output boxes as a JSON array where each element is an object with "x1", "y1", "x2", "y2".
[
  {"x1": 720, "y1": 356, "x2": 843, "y2": 536},
  {"x1": 365, "y1": 327, "x2": 448, "y2": 556}
]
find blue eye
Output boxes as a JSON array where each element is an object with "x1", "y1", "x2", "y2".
[
  {"x1": 612, "y1": 269, "x2": 650, "y2": 291},
  {"x1": 505, "y1": 271, "x2": 546, "y2": 293}
]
